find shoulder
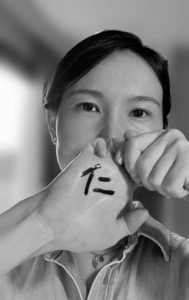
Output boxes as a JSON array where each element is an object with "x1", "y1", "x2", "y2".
[
  {"x1": 0, "y1": 254, "x2": 59, "y2": 299},
  {"x1": 1, "y1": 255, "x2": 50, "y2": 287},
  {"x1": 170, "y1": 232, "x2": 189, "y2": 262},
  {"x1": 168, "y1": 232, "x2": 189, "y2": 298}
]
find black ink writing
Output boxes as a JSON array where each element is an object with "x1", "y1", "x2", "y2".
[
  {"x1": 98, "y1": 177, "x2": 111, "y2": 182},
  {"x1": 93, "y1": 188, "x2": 115, "y2": 195},
  {"x1": 81, "y1": 164, "x2": 101, "y2": 195},
  {"x1": 81, "y1": 164, "x2": 115, "y2": 196}
]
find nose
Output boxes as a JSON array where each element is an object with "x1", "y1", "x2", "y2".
[{"x1": 98, "y1": 110, "x2": 126, "y2": 145}]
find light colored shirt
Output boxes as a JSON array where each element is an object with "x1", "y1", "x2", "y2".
[{"x1": 0, "y1": 201, "x2": 189, "y2": 300}]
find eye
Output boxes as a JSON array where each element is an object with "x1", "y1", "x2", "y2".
[
  {"x1": 130, "y1": 109, "x2": 150, "y2": 118},
  {"x1": 76, "y1": 102, "x2": 100, "y2": 112}
]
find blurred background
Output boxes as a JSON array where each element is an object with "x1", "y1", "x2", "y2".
[{"x1": 0, "y1": 0, "x2": 189, "y2": 236}]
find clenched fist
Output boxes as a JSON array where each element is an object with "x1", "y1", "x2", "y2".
[{"x1": 118, "y1": 129, "x2": 189, "y2": 199}]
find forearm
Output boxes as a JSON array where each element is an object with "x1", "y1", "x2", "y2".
[{"x1": 0, "y1": 191, "x2": 54, "y2": 277}]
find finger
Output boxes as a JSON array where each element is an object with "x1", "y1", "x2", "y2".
[
  {"x1": 124, "y1": 129, "x2": 141, "y2": 140},
  {"x1": 111, "y1": 138, "x2": 124, "y2": 165},
  {"x1": 82, "y1": 138, "x2": 107, "y2": 157},
  {"x1": 95, "y1": 138, "x2": 107, "y2": 157},
  {"x1": 66, "y1": 139, "x2": 106, "y2": 173},
  {"x1": 114, "y1": 150, "x2": 123, "y2": 165},
  {"x1": 144, "y1": 144, "x2": 178, "y2": 194},
  {"x1": 161, "y1": 155, "x2": 189, "y2": 198},
  {"x1": 123, "y1": 130, "x2": 165, "y2": 179},
  {"x1": 135, "y1": 138, "x2": 172, "y2": 190},
  {"x1": 117, "y1": 207, "x2": 149, "y2": 237}
]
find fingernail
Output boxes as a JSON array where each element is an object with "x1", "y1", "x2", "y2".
[{"x1": 116, "y1": 150, "x2": 123, "y2": 165}]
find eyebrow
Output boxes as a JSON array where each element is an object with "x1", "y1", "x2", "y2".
[
  {"x1": 131, "y1": 96, "x2": 161, "y2": 107},
  {"x1": 69, "y1": 89, "x2": 161, "y2": 107},
  {"x1": 68, "y1": 89, "x2": 103, "y2": 99}
]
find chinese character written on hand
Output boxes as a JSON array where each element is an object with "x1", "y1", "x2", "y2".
[{"x1": 81, "y1": 164, "x2": 115, "y2": 196}]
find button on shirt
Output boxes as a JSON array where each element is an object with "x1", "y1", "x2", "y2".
[{"x1": 0, "y1": 202, "x2": 188, "y2": 300}]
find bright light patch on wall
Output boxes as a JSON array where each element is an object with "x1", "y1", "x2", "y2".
[
  {"x1": 0, "y1": 59, "x2": 44, "y2": 212},
  {"x1": 0, "y1": 60, "x2": 31, "y2": 152}
]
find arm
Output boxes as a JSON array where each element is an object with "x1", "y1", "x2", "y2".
[{"x1": 0, "y1": 191, "x2": 53, "y2": 277}]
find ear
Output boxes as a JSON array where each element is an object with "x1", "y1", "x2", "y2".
[{"x1": 45, "y1": 109, "x2": 57, "y2": 143}]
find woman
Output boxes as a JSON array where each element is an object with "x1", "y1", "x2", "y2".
[{"x1": 0, "y1": 30, "x2": 189, "y2": 299}]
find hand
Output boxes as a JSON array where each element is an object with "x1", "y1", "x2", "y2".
[
  {"x1": 37, "y1": 138, "x2": 148, "y2": 253},
  {"x1": 120, "y1": 129, "x2": 189, "y2": 199}
]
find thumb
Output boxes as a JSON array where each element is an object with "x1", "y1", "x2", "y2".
[
  {"x1": 117, "y1": 207, "x2": 149, "y2": 237},
  {"x1": 124, "y1": 129, "x2": 141, "y2": 141}
]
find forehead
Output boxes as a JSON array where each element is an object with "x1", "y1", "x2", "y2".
[{"x1": 64, "y1": 51, "x2": 163, "y2": 103}]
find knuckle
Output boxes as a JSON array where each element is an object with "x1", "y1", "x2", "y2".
[
  {"x1": 175, "y1": 138, "x2": 188, "y2": 149},
  {"x1": 174, "y1": 139, "x2": 186, "y2": 151},
  {"x1": 143, "y1": 176, "x2": 158, "y2": 192},
  {"x1": 170, "y1": 139, "x2": 189, "y2": 157},
  {"x1": 162, "y1": 180, "x2": 173, "y2": 195},
  {"x1": 162, "y1": 180, "x2": 182, "y2": 198},
  {"x1": 138, "y1": 174, "x2": 155, "y2": 191},
  {"x1": 178, "y1": 140, "x2": 189, "y2": 153},
  {"x1": 168, "y1": 129, "x2": 185, "y2": 139},
  {"x1": 148, "y1": 176, "x2": 160, "y2": 190}
]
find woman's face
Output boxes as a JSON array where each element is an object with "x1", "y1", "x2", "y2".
[{"x1": 48, "y1": 51, "x2": 163, "y2": 170}]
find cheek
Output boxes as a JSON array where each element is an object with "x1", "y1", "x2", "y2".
[
  {"x1": 147, "y1": 116, "x2": 163, "y2": 131},
  {"x1": 128, "y1": 116, "x2": 163, "y2": 134},
  {"x1": 56, "y1": 117, "x2": 97, "y2": 170}
]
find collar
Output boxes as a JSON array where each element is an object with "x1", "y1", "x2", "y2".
[
  {"x1": 133, "y1": 201, "x2": 171, "y2": 262},
  {"x1": 44, "y1": 201, "x2": 171, "y2": 265}
]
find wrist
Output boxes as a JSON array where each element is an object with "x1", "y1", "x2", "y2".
[{"x1": 19, "y1": 208, "x2": 55, "y2": 258}]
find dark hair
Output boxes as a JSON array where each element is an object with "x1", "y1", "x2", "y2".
[{"x1": 43, "y1": 30, "x2": 171, "y2": 128}]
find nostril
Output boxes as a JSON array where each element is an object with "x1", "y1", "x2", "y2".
[{"x1": 115, "y1": 150, "x2": 124, "y2": 165}]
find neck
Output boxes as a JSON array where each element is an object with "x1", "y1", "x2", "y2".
[
  {"x1": 90, "y1": 236, "x2": 129, "y2": 256},
  {"x1": 73, "y1": 237, "x2": 127, "y2": 293}
]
